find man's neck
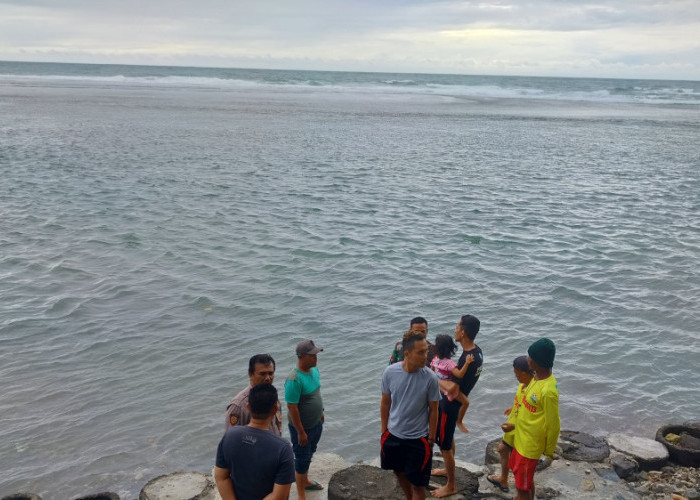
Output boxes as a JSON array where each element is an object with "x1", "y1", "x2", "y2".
[
  {"x1": 534, "y1": 369, "x2": 552, "y2": 381},
  {"x1": 401, "y1": 359, "x2": 420, "y2": 373},
  {"x1": 460, "y1": 337, "x2": 476, "y2": 351},
  {"x1": 297, "y1": 362, "x2": 311, "y2": 373},
  {"x1": 248, "y1": 417, "x2": 272, "y2": 430}
]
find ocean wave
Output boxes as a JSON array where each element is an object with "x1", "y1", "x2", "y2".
[{"x1": 1, "y1": 64, "x2": 698, "y2": 105}]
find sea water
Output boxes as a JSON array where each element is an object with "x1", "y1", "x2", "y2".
[{"x1": 0, "y1": 61, "x2": 699, "y2": 499}]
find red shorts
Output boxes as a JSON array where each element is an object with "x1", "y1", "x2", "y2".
[{"x1": 508, "y1": 448, "x2": 538, "y2": 491}]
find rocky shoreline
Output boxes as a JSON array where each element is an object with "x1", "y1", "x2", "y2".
[{"x1": 3, "y1": 422, "x2": 698, "y2": 500}]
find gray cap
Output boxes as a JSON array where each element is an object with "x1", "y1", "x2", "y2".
[{"x1": 296, "y1": 339, "x2": 323, "y2": 356}]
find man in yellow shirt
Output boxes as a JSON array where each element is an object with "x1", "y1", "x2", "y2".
[{"x1": 508, "y1": 338, "x2": 559, "y2": 500}]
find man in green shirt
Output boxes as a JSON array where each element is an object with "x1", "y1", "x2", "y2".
[{"x1": 285, "y1": 339, "x2": 325, "y2": 500}]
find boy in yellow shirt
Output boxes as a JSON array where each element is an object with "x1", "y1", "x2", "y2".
[{"x1": 508, "y1": 338, "x2": 560, "y2": 500}]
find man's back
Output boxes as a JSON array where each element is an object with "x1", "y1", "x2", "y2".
[{"x1": 215, "y1": 426, "x2": 295, "y2": 499}]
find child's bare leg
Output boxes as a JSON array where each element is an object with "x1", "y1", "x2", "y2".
[
  {"x1": 456, "y1": 394, "x2": 470, "y2": 433},
  {"x1": 438, "y1": 379, "x2": 460, "y2": 400}
]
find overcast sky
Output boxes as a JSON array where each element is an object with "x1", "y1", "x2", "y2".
[{"x1": 1, "y1": 0, "x2": 698, "y2": 79}]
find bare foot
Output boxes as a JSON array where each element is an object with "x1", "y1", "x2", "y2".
[
  {"x1": 431, "y1": 484, "x2": 458, "y2": 497},
  {"x1": 457, "y1": 422, "x2": 469, "y2": 433},
  {"x1": 431, "y1": 468, "x2": 447, "y2": 477}
]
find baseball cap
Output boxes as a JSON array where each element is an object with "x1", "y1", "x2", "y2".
[{"x1": 296, "y1": 339, "x2": 323, "y2": 356}]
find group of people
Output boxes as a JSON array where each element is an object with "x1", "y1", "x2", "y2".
[
  {"x1": 380, "y1": 315, "x2": 559, "y2": 500},
  {"x1": 213, "y1": 314, "x2": 560, "y2": 500},
  {"x1": 214, "y1": 339, "x2": 325, "y2": 500}
]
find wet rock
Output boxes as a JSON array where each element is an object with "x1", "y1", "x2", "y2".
[
  {"x1": 428, "y1": 466, "x2": 480, "y2": 499},
  {"x1": 559, "y1": 430, "x2": 610, "y2": 462},
  {"x1": 1, "y1": 495, "x2": 42, "y2": 500},
  {"x1": 611, "y1": 453, "x2": 639, "y2": 479},
  {"x1": 607, "y1": 433, "x2": 669, "y2": 471},
  {"x1": 140, "y1": 471, "x2": 216, "y2": 500}
]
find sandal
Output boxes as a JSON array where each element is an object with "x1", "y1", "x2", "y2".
[
  {"x1": 305, "y1": 480, "x2": 324, "y2": 491},
  {"x1": 486, "y1": 474, "x2": 509, "y2": 492}
]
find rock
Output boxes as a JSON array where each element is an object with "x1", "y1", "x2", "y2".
[
  {"x1": 611, "y1": 453, "x2": 638, "y2": 480},
  {"x1": 1, "y1": 495, "x2": 42, "y2": 500},
  {"x1": 484, "y1": 437, "x2": 503, "y2": 465},
  {"x1": 607, "y1": 433, "x2": 669, "y2": 471},
  {"x1": 73, "y1": 494, "x2": 120, "y2": 500},
  {"x1": 328, "y1": 465, "x2": 403, "y2": 500},
  {"x1": 559, "y1": 430, "x2": 610, "y2": 462},
  {"x1": 140, "y1": 471, "x2": 216, "y2": 500},
  {"x1": 428, "y1": 466, "x2": 479, "y2": 498},
  {"x1": 531, "y1": 459, "x2": 640, "y2": 499},
  {"x1": 656, "y1": 422, "x2": 700, "y2": 467},
  {"x1": 581, "y1": 478, "x2": 595, "y2": 491},
  {"x1": 687, "y1": 488, "x2": 700, "y2": 500}
]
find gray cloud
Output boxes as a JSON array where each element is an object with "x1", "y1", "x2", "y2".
[{"x1": 0, "y1": 0, "x2": 698, "y2": 78}]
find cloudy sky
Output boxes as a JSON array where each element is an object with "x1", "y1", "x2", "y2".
[{"x1": 1, "y1": 0, "x2": 698, "y2": 79}]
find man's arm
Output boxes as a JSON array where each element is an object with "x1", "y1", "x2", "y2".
[
  {"x1": 543, "y1": 390, "x2": 560, "y2": 459},
  {"x1": 380, "y1": 393, "x2": 391, "y2": 433},
  {"x1": 286, "y1": 403, "x2": 308, "y2": 446},
  {"x1": 428, "y1": 400, "x2": 438, "y2": 444},
  {"x1": 214, "y1": 466, "x2": 237, "y2": 500},
  {"x1": 263, "y1": 482, "x2": 292, "y2": 500}
]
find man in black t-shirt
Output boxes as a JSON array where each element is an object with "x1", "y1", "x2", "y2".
[
  {"x1": 215, "y1": 384, "x2": 295, "y2": 500},
  {"x1": 432, "y1": 314, "x2": 483, "y2": 498}
]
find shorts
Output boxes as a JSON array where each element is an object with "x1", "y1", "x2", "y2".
[
  {"x1": 508, "y1": 448, "x2": 538, "y2": 491},
  {"x1": 288, "y1": 421, "x2": 323, "y2": 474},
  {"x1": 380, "y1": 431, "x2": 432, "y2": 487},
  {"x1": 435, "y1": 402, "x2": 459, "y2": 451}
]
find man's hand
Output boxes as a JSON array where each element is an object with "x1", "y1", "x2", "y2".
[
  {"x1": 298, "y1": 430, "x2": 309, "y2": 446},
  {"x1": 500, "y1": 423, "x2": 515, "y2": 433}
]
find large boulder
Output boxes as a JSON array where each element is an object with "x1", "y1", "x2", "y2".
[
  {"x1": 559, "y1": 430, "x2": 609, "y2": 462},
  {"x1": 328, "y1": 465, "x2": 403, "y2": 500},
  {"x1": 607, "y1": 433, "x2": 669, "y2": 471},
  {"x1": 655, "y1": 422, "x2": 700, "y2": 467},
  {"x1": 140, "y1": 472, "x2": 216, "y2": 500},
  {"x1": 1, "y1": 495, "x2": 42, "y2": 500}
]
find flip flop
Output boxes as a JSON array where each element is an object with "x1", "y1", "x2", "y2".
[
  {"x1": 486, "y1": 475, "x2": 509, "y2": 492},
  {"x1": 305, "y1": 481, "x2": 324, "y2": 491}
]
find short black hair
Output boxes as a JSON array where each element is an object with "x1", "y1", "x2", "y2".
[
  {"x1": 410, "y1": 317, "x2": 428, "y2": 328},
  {"x1": 248, "y1": 354, "x2": 275, "y2": 375},
  {"x1": 248, "y1": 383, "x2": 278, "y2": 419},
  {"x1": 460, "y1": 315, "x2": 480, "y2": 341},
  {"x1": 402, "y1": 330, "x2": 426, "y2": 353},
  {"x1": 435, "y1": 334, "x2": 457, "y2": 359}
]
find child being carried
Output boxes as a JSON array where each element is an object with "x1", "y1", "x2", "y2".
[{"x1": 430, "y1": 334, "x2": 474, "y2": 433}]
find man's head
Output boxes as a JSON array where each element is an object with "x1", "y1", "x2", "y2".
[
  {"x1": 527, "y1": 338, "x2": 556, "y2": 370},
  {"x1": 402, "y1": 330, "x2": 428, "y2": 371},
  {"x1": 296, "y1": 339, "x2": 323, "y2": 369},
  {"x1": 409, "y1": 317, "x2": 428, "y2": 334},
  {"x1": 248, "y1": 383, "x2": 279, "y2": 420},
  {"x1": 513, "y1": 355, "x2": 534, "y2": 384},
  {"x1": 456, "y1": 314, "x2": 480, "y2": 341},
  {"x1": 248, "y1": 354, "x2": 276, "y2": 386}
]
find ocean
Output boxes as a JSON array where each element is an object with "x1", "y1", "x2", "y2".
[{"x1": 1, "y1": 61, "x2": 698, "y2": 499}]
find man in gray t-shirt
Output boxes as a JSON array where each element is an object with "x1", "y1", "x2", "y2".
[
  {"x1": 380, "y1": 331, "x2": 441, "y2": 499},
  {"x1": 215, "y1": 384, "x2": 295, "y2": 500}
]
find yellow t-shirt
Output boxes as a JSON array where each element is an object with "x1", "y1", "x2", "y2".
[
  {"x1": 502, "y1": 382, "x2": 527, "y2": 447},
  {"x1": 512, "y1": 375, "x2": 560, "y2": 459}
]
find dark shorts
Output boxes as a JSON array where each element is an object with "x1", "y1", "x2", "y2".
[
  {"x1": 435, "y1": 402, "x2": 459, "y2": 451},
  {"x1": 380, "y1": 431, "x2": 433, "y2": 487}
]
